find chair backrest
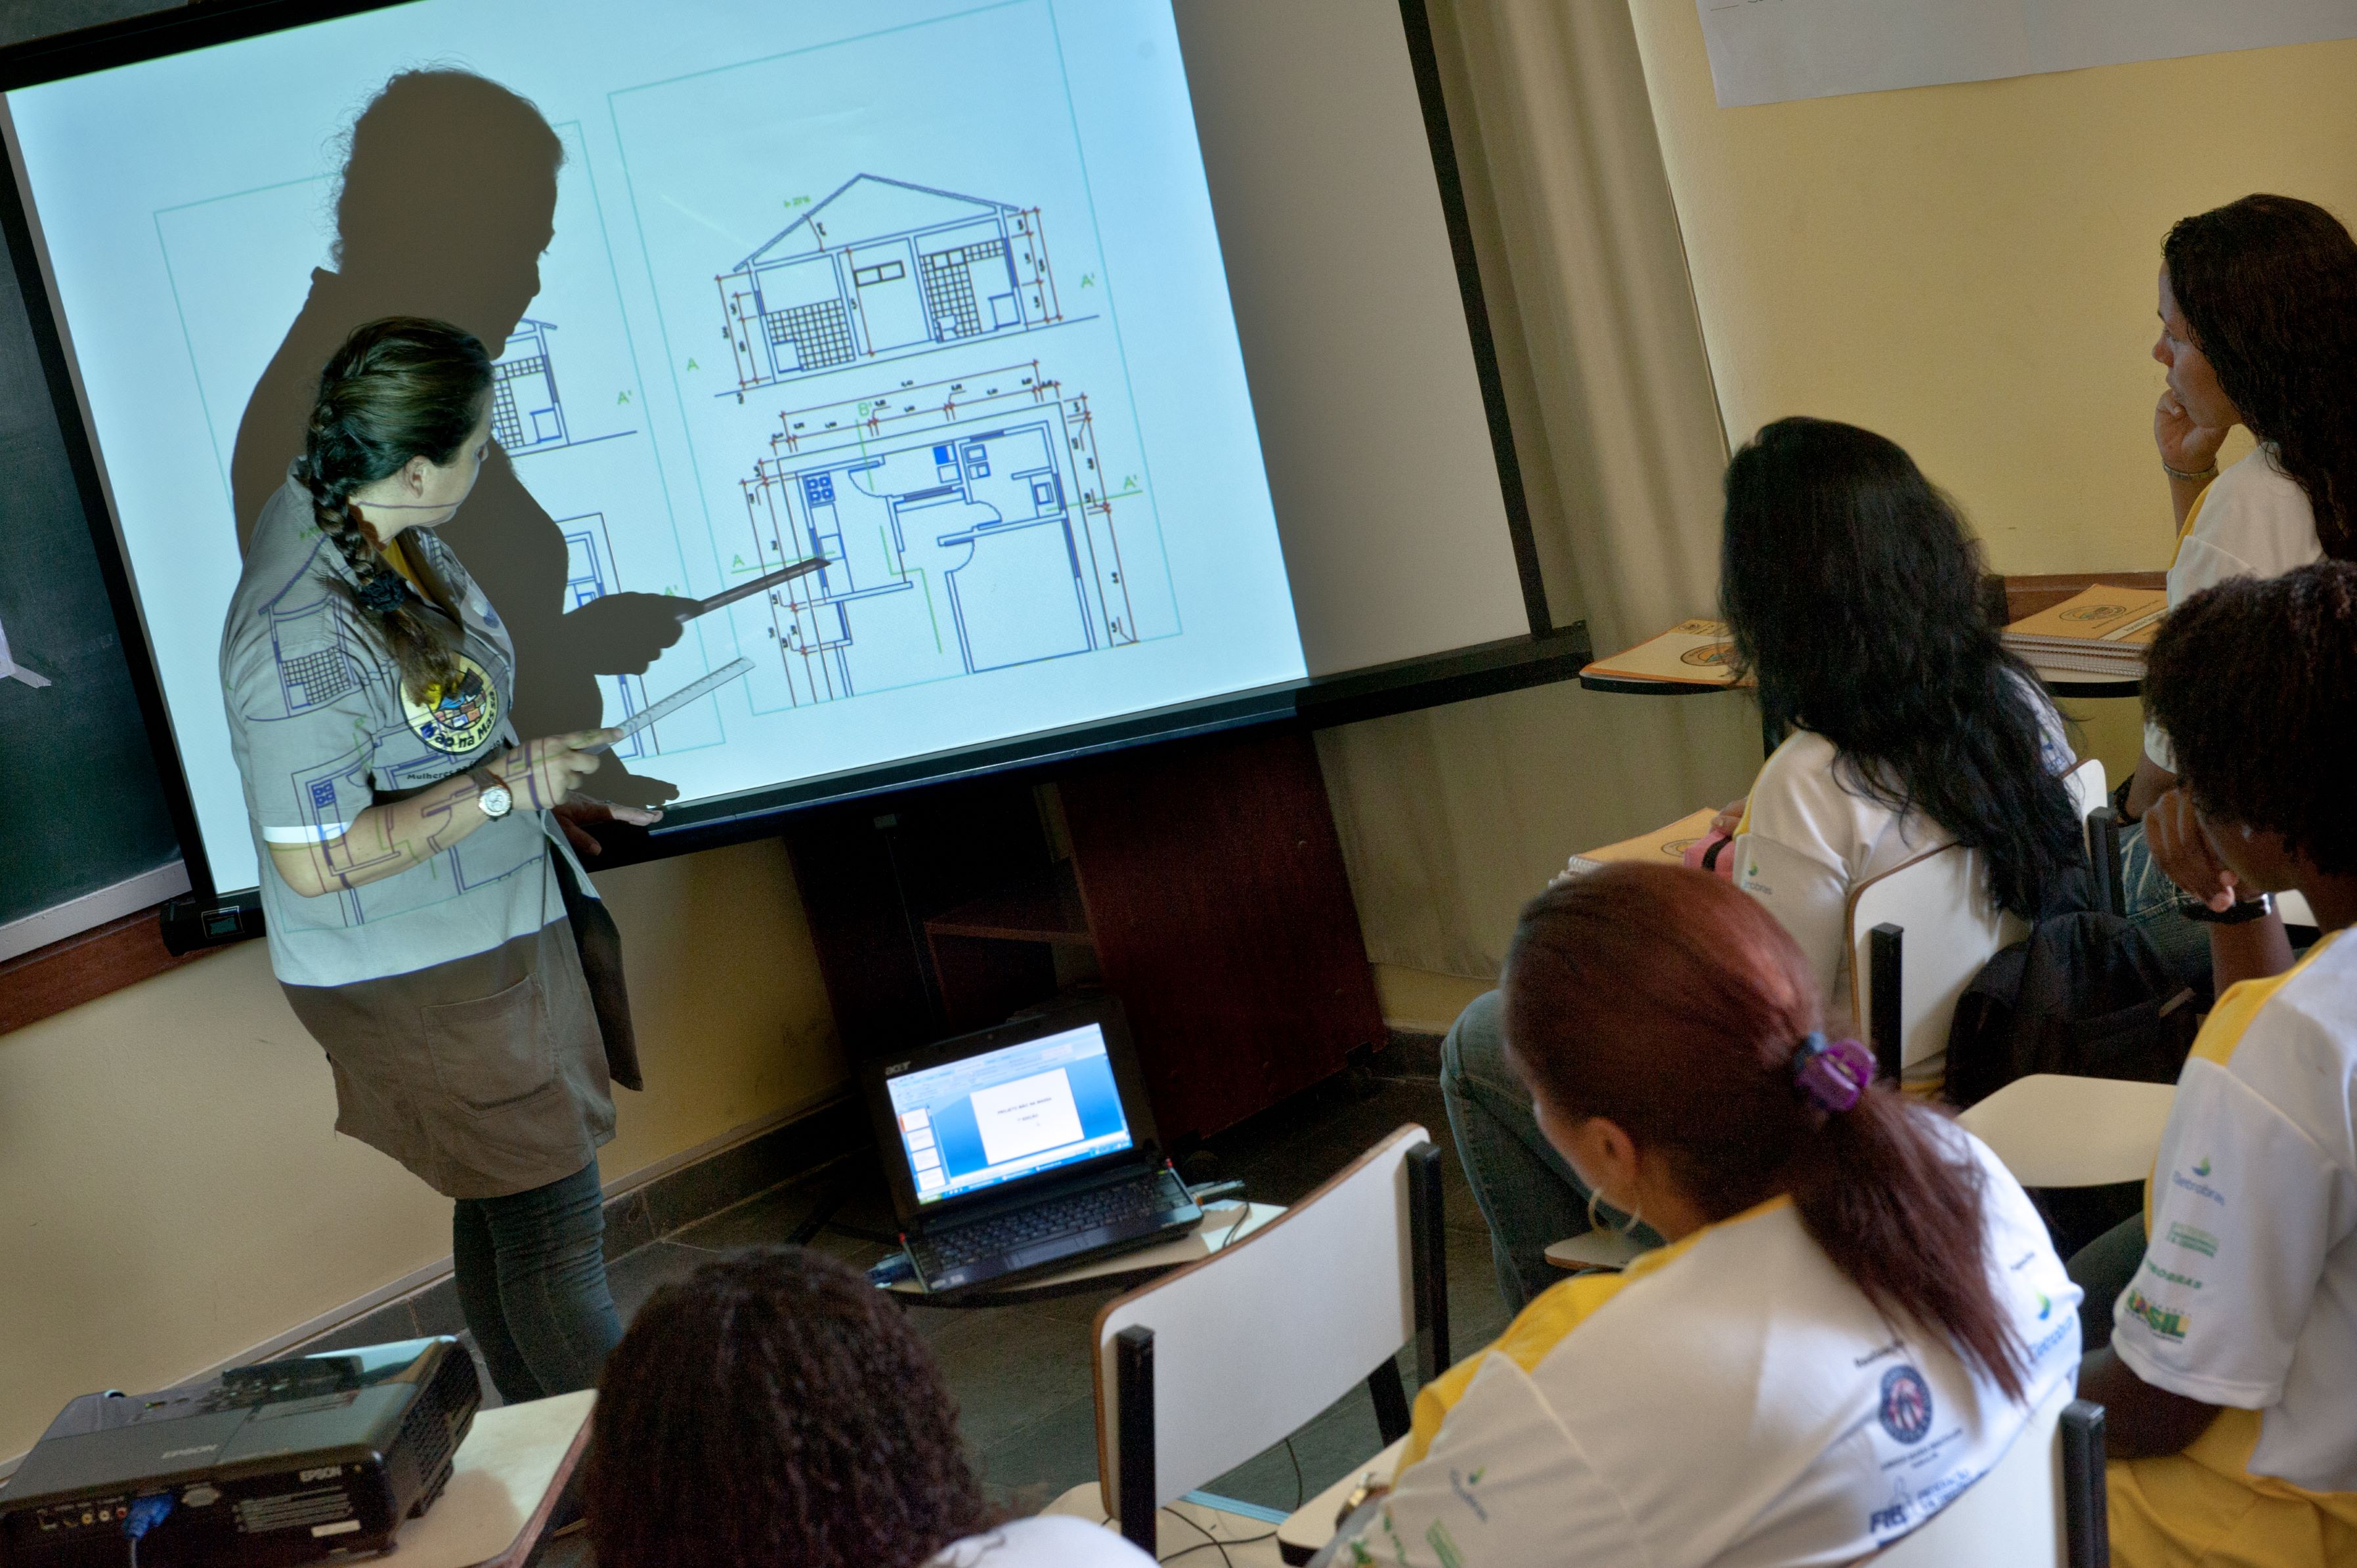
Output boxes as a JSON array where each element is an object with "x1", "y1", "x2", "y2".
[
  {"x1": 2063, "y1": 758, "x2": 2107, "y2": 823},
  {"x1": 1867, "y1": 1382, "x2": 2108, "y2": 1567},
  {"x1": 1094, "y1": 1125, "x2": 1441, "y2": 1542},
  {"x1": 1849, "y1": 845, "x2": 2024, "y2": 1083}
]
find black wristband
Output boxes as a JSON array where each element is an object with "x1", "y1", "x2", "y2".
[{"x1": 2179, "y1": 891, "x2": 2274, "y2": 925}]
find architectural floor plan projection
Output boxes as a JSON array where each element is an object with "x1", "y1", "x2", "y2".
[{"x1": 10, "y1": 0, "x2": 1306, "y2": 877}]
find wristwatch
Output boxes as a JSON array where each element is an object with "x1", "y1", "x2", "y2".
[
  {"x1": 2179, "y1": 891, "x2": 2272, "y2": 925},
  {"x1": 474, "y1": 763, "x2": 515, "y2": 821}
]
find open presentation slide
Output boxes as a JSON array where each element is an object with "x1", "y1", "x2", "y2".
[
  {"x1": 886, "y1": 1023, "x2": 1130, "y2": 1203},
  {"x1": 7, "y1": 0, "x2": 1303, "y2": 891}
]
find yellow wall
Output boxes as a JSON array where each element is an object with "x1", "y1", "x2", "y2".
[
  {"x1": 1625, "y1": 1, "x2": 2357, "y2": 577},
  {"x1": 0, "y1": 839, "x2": 840, "y2": 1460}
]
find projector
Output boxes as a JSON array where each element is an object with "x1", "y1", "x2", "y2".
[{"x1": 0, "y1": 1338, "x2": 479, "y2": 1567}]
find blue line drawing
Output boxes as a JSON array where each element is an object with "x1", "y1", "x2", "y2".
[
  {"x1": 491, "y1": 320, "x2": 573, "y2": 453},
  {"x1": 735, "y1": 361, "x2": 1136, "y2": 707},
  {"x1": 718, "y1": 175, "x2": 1066, "y2": 393},
  {"x1": 557, "y1": 511, "x2": 652, "y2": 754}
]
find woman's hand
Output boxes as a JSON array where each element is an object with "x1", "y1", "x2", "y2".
[
  {"x1": 500, "y1": 731, "x2": 617, "y2": 812},
  {"x1": 1710, "y1": 796, "x2": 1748, "y2": 838},
  {"x1": 2144, "y1": 786, "x2": 2240, "y2": 911},
  {"x1": 2154, "y1": 390, "x2": 2229, "y2": 478},
  {"x1": 553, "y1": 795, "x2": 664, "y2": 858}
]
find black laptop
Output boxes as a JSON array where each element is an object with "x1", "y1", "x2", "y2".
[{"x1": 861, "y1": 998, "x2": 1202, "y2": 1294}]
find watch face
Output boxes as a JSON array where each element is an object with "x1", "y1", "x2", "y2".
[{"x1": 480, "y1": 784, "x2": 513, "y2": 818}]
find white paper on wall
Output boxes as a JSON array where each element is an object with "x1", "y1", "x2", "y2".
[{"x1": 1697, "y1": 0, "x2": 2357, "y2": 108}]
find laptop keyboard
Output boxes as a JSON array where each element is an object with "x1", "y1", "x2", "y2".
[{"x1": 909, "y1": 1170, "x2": 1191, "y2": 1275}]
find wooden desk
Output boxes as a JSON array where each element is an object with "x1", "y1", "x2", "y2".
[
  {"x1": 890, "y1": 1200, "x2": 1280, "y2": 1308},
  {"x1": 392, "y1": 1389, "x2": 594, "y2": 1568}
]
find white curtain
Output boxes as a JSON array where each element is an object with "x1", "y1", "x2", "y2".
[{"x1": 1318, "y1": 0, "x2": 1756, "y2": 979}]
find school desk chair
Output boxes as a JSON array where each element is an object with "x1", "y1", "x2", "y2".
[
  {"x1": 1869, "y1": 1384, "x2": 2109, "y2": 1567},
  {"x1": 1960, "y1": 758, "x2": 2186, "y2": 1192},
  {"x1": 1043, "y1": 1124, "x2": 1449, "y2": 1561}
]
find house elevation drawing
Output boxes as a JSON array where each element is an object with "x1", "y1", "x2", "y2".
[
  {"x1": 558, "y1": 511, "x2": 651, "y2": 757},
  {"x1": 732, "y1": 361, "x2": 1138, "y2": 708},
  {"x1": 717, "y1": 175, "x2": 1065, "y2": 392}
]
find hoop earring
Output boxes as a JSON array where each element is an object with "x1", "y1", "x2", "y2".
[{"x1": 1586, "y1": 1185, "x2": 1644, "y2": 1238}]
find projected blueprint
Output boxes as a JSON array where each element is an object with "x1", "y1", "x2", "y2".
[
  {"x1": 735, "y1": 362, "x2": 1135, "y2": 706},
  {"x1": 13, "y1": 0, "x2": 1303, "y2": 889},
  {"x1": 720, "y1": 175, "x2": 1066, "y2": 390}
]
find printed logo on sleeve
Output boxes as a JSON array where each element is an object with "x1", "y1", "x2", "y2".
[
  {"x1": 400, "y1": 655, "x2": 499, "y2": 754},
  {"x1": 2142, "y1": 1259, "x2": 2205, "y2": 1291},
  {"x1": 2123, "y1": 1287, "x2": 2190, "y2": 1342},
  {"x1": 2169, "y1": 1158, "x2": 2227, "y2": 1206},
  {"x1": 1878, "y1": 1365, "x2": 1934, "y2": 1444},
  {"x1": 2166, "y1": 1222, "x2": 2220, "y2": 1258}
]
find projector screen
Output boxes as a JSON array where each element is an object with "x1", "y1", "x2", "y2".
[{"x1": 1, "y1": 0, "x2": 1547, "y2": 904}]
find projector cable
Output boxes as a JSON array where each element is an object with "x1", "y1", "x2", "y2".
[{"x1": 122, "y1": 1493, "x2": 173, "y2": 1567}]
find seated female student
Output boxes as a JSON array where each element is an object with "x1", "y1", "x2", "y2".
[
  {"x1": 586, "y1": 1247, "x2": 1152, "y2": 1568},
  {"x1": 2117, "y1": 194, "x2": 2357, "y2": 986},
  {"x1": 1320, "y1": 863, "x2": 2080, "y2": 1568},
  {"x1": 2073, "y1": 564, "x2": 2357, "y2": 1568},
  {"x1": 1442, "y1": 417, "x2": 2083, "y2": 1307}
]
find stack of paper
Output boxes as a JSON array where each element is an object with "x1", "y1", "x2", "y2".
[
  {"x1": 1579, "y1": 620, "x2": 1746, "y2": 687},
  {"x1": 2002, "y1": 585, "x2": 2169, "y2": 675}
]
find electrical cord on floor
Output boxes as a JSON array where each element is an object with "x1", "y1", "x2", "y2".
[
  {"x1": 1151, "y1": 1437, "x2": 1305, "y2": 1565},
  {"x1": 122, "y1": 1494, "x2": 172, "y2": 1568}
]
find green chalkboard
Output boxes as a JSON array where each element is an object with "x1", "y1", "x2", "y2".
[{"x1": 0, "y1": 186, "x2": 183, "y2": 948}]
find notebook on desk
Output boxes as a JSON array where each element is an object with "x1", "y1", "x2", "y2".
[
  {"x1": 1580, "y1": 619, "x2": 1748, "y2": 686},
  {"x1": 1560, "y1": 807, "x2": 1721, "y2": 878},
  {"x1": 861, "y1": 998, "x2": 1202, "y2": 1294}
]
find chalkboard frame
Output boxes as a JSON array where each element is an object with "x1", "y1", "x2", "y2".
[{"x1": 0, "y1": 0, "x2": 1567, "y2": 918}]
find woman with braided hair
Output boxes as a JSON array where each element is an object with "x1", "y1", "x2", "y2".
[
  {"x1": 221, "y1": 316, "x2": 656, "y2": 1403},
  {"x1": 1318, "y1": 864, "x2": 2080, "y2": 1568}
]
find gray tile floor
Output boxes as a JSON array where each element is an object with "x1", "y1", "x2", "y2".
[{"x1": 526, "y1": 1061, "x2": 1512, "y2": 1565}]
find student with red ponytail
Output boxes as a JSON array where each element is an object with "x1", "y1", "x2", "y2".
[{"x1": 1322, "y1": 864, "x2": 2080, "y2": 1568}]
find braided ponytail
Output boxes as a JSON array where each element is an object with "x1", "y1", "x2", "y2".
[{"x1": 299, "y1": 318, "x2": 494, "y2": 702}]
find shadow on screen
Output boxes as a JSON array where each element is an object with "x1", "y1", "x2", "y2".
[{"x1": 230, "y1": 69, "x2": 686, "y2": 808}]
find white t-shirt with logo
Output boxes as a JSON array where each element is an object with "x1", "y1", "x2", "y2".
[
  {"x1": 1335, "y1": 1124, "x2": 2081, "y2": 1568},
  {"x1": 2112, "y1": 927, "x2": 2357, "y2": 1494},
  {"x1": 925, "y1": 1516, "x2": 1155, "y2": 1568},
  {"x1": 1735, "y1": 679, "x2": 2073, "y2": 1024},
  {"x1": 2144, "y1": 448, "x2": 2322, "y2": 770}
]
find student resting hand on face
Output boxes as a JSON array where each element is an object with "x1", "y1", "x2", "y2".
[
  {"x1": 2117, "y1": 194, "x2": 2357, "y2": 988},
  {"x1": 2073, "y1": 562, "x2": 2357, "y2": 1568}
]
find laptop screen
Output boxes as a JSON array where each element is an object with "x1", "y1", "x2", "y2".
[{"x1": 884, "y1": 1021, "x2": 1136, "y2": 1206}]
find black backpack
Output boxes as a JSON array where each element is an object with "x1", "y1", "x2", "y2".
[{"x1": 1943, "y1": 909, "x2": 2201, "y2": 1109}]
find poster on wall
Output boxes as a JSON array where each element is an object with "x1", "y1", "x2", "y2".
[{"x1": 1697, "y1": 0, "x2": 2357, "y2": 108}]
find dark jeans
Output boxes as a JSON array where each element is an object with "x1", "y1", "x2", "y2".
[
  {"x1": 2066, "y1": 1212, "x2": 2148, "y2": 1356},
  {"x1": 1439, "y1": 991, "x2": 1656, "y2": 1311},
  {"x1": 452, "y1": 1160, "x2": 624, "y2": 1403}
]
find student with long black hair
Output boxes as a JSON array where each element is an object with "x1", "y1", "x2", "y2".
[
  {"x1": 1326, "y1": 866, "x2": 2079, "y2": 1567},
  {"x1": 1442, "y1": 418, "x2": 2083, "y2": 1307},
  {"x1": 2118, "y1": 195, "x2": 2357, "y2": 983}
]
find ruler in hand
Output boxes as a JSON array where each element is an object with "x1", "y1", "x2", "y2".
[
  {"x1": 675, "y1": 557, "x2": 829, "y2": 623},
  {"x1": 582, "y1": 658, "x2": 756, "y2": 753}
]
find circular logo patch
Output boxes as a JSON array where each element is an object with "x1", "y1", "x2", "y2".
[
  {"x1": 1681, "y1": 642, "x2": 1735, "y2": 667},
  {"x1": 2062, "y1": 602, "x2": 2128, "y2": 624},
  {"x1": 1879, "y1": 1365, "x2": 1934, "y2": 1445},
  {"x1": 402, "y1": 655, "x2": 500, "y2": 755}
]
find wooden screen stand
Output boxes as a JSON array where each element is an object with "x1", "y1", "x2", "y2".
[{"x1": 783, "y1": 725, "x2": 1384, "y2": 1144}]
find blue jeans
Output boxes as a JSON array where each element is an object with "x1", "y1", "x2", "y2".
[
  {"x1": 1438, "y1": 992, "x2": 1654, "y2": 1311},
  {"x1": 2117, "y1": 819, "x2": 2218, "y2": 996},
  {"x1": 452, "y1": 1160, "x2": 623, "y2": 1403}
]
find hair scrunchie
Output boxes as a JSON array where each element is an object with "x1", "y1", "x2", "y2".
[
  {"x1": 1791, "y1": 1032, "x2": 1872, "y2": 1113},
  {"x1": 355, "y1": 571, "x2": 410, "y2": 612}
]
